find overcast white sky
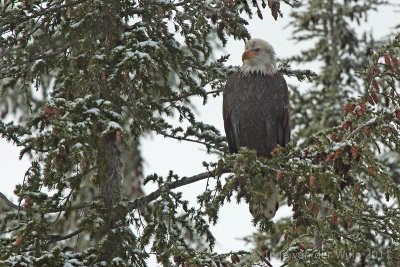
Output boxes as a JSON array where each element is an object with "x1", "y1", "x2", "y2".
[{"x1": 0, "y1": 2, "x2": 398, "y2": 266}]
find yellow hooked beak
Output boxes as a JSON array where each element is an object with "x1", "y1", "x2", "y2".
[{"x1": 242, "y1": 50, "x2": 257, "y2": 62}]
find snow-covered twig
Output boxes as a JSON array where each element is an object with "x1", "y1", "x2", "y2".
[{"x1": 346, "y1": 118, "x2": 377, "y2": 139}]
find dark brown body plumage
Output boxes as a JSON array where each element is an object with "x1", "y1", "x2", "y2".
[{"x1": 223, "y1": 72, "x2": 290, "y2": 156}]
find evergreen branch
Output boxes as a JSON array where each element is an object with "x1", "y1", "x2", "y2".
[
  {"x1": 281, "y1": 0, "x2": 301, "y2": 8},
  {"x1": 2, "y1": 0, "x2": 88, "y2": 32},
  {"x1": 281, "y1": 68, "x2": 318, "y2": 81},
  {"x1": 35, "y1": 45, "x2": 70, "y2": 60},
  {"x1": 172, "y1": 0, "x2": 190, "y2": 7},
  {"x1": 158, "y1": 132, "x2": 224, "y2": 151},
  {"x1": 159, "y1": 89, "x2": 223, "y2": 103},
  {"x1": 127, "y1": 0, "x2": 190, "y2": 15},
  {"x1": 17, "y1": 229, "x2": 84, "y2": 253},
  {"x1": 129, "y1": 168, "x2": 230, "y2": 210},
  {"x1": 285, "y1": 68, "x2": 317, "y2": 77},
  {"x1": 0, "y1": 192, "x2": 19, "y2": 210},
  {"x1": 50, "y1": 202, "x2": 92, "y2": 213},
  {"x1": 0, "y1": 45, "x2": 70, "y2": 75},
  {"x1": 0, "y1": 194, "x2": 91, "y2": 214},
  {"x1": 346, "y1": 117, "x2": 377, "y2": 139},
  {"x1": 258, "y1": 161, "x2": 280, "y2": 172},
  {"x1": 47, "y1": 229, "x2": 83, "y2": 245}
]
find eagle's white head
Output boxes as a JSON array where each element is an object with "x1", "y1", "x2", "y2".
[{"x1": 241, "y1": 38, "x2": 277, "y2": 76}]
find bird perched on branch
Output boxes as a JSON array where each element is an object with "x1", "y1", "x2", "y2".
[{"x1": 223, "y1": 38, "x2": 290, "y2": 219}]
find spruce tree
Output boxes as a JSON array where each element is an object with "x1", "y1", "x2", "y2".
[
  {"x1": 246, "y1": 1, "x2": 400, "y2": 266},
  {"x1": 0, "y1": 0, "x2": 399, "y2": 267},
  {"x1": 0, "y1": 0, "x2": 265, "y2": 265}
]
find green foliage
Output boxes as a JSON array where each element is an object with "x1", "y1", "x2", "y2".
[
  {"x1": 0, "y1": 0, "x2": 399, "y2": 266},
  {"x1": 243, "y1": 1, "x2": 400, "y2": 266},
  {"x1": 0, "y1": 0, "x2": 279, "y2": 266},
  {"x1": 289, "y1": 0, "x2": 389, "y2": 139}
]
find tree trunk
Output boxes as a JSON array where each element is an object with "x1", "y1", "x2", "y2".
[{"x1": 97, "y1": 134, "x2": 123, "y2": 262}]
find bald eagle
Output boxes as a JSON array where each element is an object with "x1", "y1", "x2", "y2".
[{"x1": 223, "y1": 38, "x2": 290, "y2": 219}]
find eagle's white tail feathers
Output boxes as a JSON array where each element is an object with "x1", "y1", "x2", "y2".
[{"x1": 249, "y1": 181, "x2": 278, "y2": 220}]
